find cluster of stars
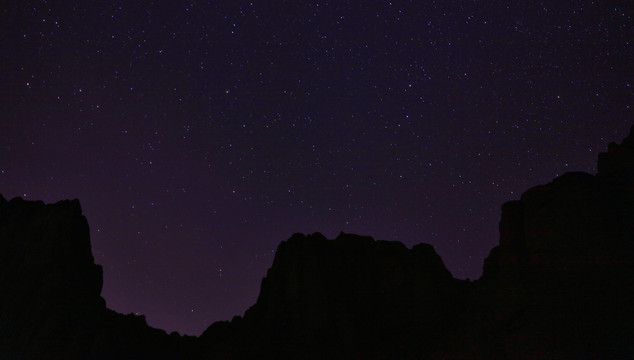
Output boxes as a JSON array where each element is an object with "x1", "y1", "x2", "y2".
[{"x1": 1, "y1": 0, "x2": 631, "y2": 336}]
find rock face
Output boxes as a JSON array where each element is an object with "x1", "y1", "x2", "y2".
[
  {"x1": 0, "y1": 196, "x2": 196, "y2": 360},
  {"x1": 0, "y1": 197, "x2": 103, "y2": 358},
  {"x1": 474, "y1": 125, "x2": 634, "y2": 359},
  {"x1": 200, "y1": 232, "x2": 469, "y2": 359},
  {"x1": 1, "y1": 125, "x2": 633, "y2": 359}
]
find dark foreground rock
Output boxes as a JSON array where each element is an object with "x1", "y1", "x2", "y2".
[
  {"x1": 0, "y1": 196, "x2": 197, "y2": 360},
  {"x1": 200, "y1": 232, "x2": 470, "y2": 359},
  {"x1": 1, "y1": 125, "x2": 633, "y2": 359}
]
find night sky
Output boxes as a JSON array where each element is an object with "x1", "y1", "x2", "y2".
[{"x1": 2, "y1": 1, "x2": 632, "y2": 335}]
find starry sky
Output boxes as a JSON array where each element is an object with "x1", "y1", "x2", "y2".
[{"x1": 1, "y1": 1, "x2": 632, "y2": 335}]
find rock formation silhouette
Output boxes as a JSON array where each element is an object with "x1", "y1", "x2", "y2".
[
  {"x1": 1, "y1": 125, "x2": 632, "y2": 359},
  {"x1": 0, "y1": 197, "x2": 197, "y2": 359},
  {"x1": 200, "y1": 232, "x2": 470, "y2": 359}
]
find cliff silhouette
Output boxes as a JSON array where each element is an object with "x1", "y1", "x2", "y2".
[{"x1": 1, "y1": 125, "x2": 633, "y2": 359}]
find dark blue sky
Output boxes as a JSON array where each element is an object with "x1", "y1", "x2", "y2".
[{"x1": 1, "y1": 1, "x2": 632, "y2": 335}]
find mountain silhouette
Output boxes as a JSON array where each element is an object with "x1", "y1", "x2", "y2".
[{"x1": 1, "y1": 125, "x2": 632, "y2": 359}]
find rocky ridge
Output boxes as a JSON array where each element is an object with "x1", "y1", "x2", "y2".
[{"x1": 1, "y1": 125, "x2": 633, "y2": 359}]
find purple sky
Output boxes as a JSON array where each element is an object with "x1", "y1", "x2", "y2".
[{"x1": 2, "y1": 1, "x2": 632, "y2": 335}]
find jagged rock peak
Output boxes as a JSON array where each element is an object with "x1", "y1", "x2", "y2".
[
  {"x1": 245, "y1": 232, "x2": 456, "y2": 324},
  {"x1": 0, "y1": 195, "x2": 197, "y2": 360},
  {"x1": 267, "y1": 232, "x2": 452, "y2": 280},
  {"x1": 597, "y1": 124, "x2": 634, "y2": 186},
  {"x1": 0, "y1": 194, "x2": 84, "y2": 216},
  {"x1": 0, "y1": 195, "x2": 101, "y2": 294}
]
